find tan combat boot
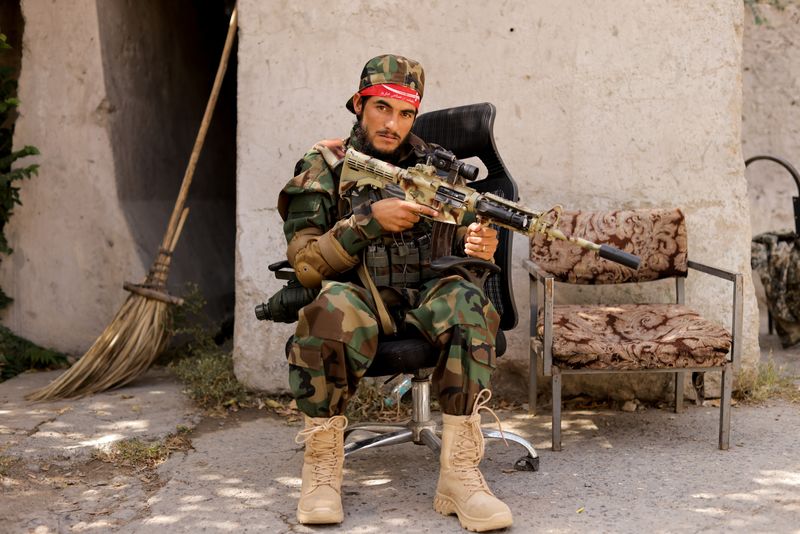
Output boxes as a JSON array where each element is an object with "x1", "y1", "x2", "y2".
[
  {"x1": 294, "y1": 414, "x2": 348, "y2": 524},
  {"x1": 434, "y1": 390, "x2": 512, "y2": 532}
]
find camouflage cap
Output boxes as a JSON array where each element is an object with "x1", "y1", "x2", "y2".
[{"x1": 346, "y1": 54, "x2": 425, "y2": 113}]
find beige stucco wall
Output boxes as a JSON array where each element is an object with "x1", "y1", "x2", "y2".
[
  {"x1": 743, "y1": 2, "x2": 800, "y2": 238},
  {"x1": 742, "y1": 2, "x2": 800, "y2": 321},
  {"x1": 0, "y1": 0, "x2": 145, "y2": 353},
  {"x1": 235, "y1": 0, "x2": 760, "y2": 400}
]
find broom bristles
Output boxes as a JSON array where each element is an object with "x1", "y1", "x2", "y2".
[{"x1": 26, "y1": 294, "x2": 170, "y2": 401}]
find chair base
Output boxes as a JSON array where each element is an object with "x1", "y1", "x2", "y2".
[{"x1": 343, "y1": 373, "x2": 539, "y2": 471}]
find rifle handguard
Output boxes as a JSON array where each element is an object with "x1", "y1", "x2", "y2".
[{"x1": 598, "y1": 245, "x2": 641, "y2": 270}]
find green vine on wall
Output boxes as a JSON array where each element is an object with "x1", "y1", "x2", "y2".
[{"x1": 0, "y1": 31, "x2": 39, "y2": 309}]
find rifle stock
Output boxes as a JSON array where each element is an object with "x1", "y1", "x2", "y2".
[{"x1": 340, "y1": 148, "x2": 641, "y2": 270}]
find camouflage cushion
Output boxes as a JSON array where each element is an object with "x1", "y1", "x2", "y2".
[
  {"x1": 530, "y1": 208, "x2": 687, "y2": 284},
  {"x1": 537, "y1": 304, "x2": 731, "y2": 370}
]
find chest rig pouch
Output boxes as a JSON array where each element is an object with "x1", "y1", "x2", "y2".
[
  {"x1": 352, "y1": 186, "x2": 435, "y2": 289},
  {"x1": 365, "y1": 232, "x2": 435, "y2": 288}
]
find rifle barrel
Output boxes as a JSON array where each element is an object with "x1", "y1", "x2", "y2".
[{"x1": 544, "y1": 227, "x2": 641, "y2": 270}]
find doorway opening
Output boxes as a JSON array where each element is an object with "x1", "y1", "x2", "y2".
[{"x1": 97, "y1": 0, "x2": 237, "y2": 329}]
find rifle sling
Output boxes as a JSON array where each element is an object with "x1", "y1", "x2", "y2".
[{"x1": 357, "y1": 253, "x2": 396, "y2": 336}]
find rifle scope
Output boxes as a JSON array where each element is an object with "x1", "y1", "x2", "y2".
[{"x1": 428, "y1": 148, "x2": 480, "y2": 181}]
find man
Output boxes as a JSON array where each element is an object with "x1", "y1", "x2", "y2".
[{"x1": 278, "y1": 54, "x2": 512, "y2": 531}]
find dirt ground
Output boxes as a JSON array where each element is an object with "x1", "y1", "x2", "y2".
[
  {"x1": 0, "y1": 409, "x2": 264, "y2": 532},
  {"x1": 2, "y1": 331, "x2": 799, "y2": 533}
]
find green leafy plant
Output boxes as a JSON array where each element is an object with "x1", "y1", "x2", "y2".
[
  {"x1": 163, "y1": 283, "x2": 220, "y2": 359},
  {"x1": 170, "y1": 349, "x2": 248, "y2": 410},
  {"x1": 0, "y1": 31, "x2": 39, "y2": 309},
  {"x1": 0, "y1": 325, "x2": 68, "y2": 381},
  {"x1": 166, "y1": 284, "x2": 248, "y2": 410}
]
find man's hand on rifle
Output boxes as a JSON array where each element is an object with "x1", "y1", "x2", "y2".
[
  {"x1": 465, "y1": 222, "x2": 498, "y2": 261},
  {"x1": 371, "y1": 198, "x2": 439, "y2": 232}
]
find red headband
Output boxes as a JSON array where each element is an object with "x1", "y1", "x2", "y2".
[{"x1": 358, "y1": 83, "x2": 421, "y2": 109}]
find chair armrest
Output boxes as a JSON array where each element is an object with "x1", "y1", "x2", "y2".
[
  {"x1": 432, "y1": 256, "x2": 500, "y2": 274},
  {"x1": 522, "y1": 258, "x2": 554, "y2": 283},
  {"x1": 268, "y1": 259, "x2": 296, "y2": 281},
  {"x1": 268, "y1": 259, "x2": 291, "y2": 272},
  {"x1": 687, "y1": 260, "x2": 738, "y2": 282},
  {"x1": 687, "y1": 260, "x2": 743, "y2": 366}
]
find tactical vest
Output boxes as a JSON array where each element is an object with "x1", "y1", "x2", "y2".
[
  {"x1": 331, "y1": 140, "x2": 463, "y2": 291},
  {"x1": 365, "y1": 230, "x2": 435, "y2": 288}
]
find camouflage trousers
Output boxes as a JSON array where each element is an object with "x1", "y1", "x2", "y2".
[{"x1": 288, "y1": 275, "x2": 500, "y2": 417}]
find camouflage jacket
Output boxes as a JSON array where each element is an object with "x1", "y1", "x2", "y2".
[{"x1": 277, "y1": 125, "x2": 466, "y2": 288}]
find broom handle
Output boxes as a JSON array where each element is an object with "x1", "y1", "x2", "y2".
[
  {"x1": 159, "y1": 5, "x2": 238, "y2": 254},
  {"x1": 169, "y1": 207, "x2": 190, "y2": 254}
]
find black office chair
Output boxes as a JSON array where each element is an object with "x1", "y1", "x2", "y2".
[{"x1": 338, "y1": 103, "x2": 538, "y2": 471}]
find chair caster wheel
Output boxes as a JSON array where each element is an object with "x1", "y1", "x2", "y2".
[{"x1": 514, "y1": 454, "x2": 539, "y2": 471}]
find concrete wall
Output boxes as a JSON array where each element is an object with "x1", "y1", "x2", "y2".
[
  {"x1": 235, "y1": 0, "x2": 760, "y2": 401},
  {"x1": 0, "y1": 0, "x2": 144, "y2": 353},
  {"x1": 743, "y1": 2, "x2": 800, "y2": 238},
  {"x1": 0, "y1": 0, "x2": 236, "y2": 354},
  {"x1": 742, "y1": 2, "x2": 800, "y2": 323}
]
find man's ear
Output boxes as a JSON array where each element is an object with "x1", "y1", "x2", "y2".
[{"x1": 352, "y1": 94, "x2": 363, "y2": 115}]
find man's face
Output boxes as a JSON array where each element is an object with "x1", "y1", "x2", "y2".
[{"x1": 352, "y1": 94, "x2": 417, "y2": 156}]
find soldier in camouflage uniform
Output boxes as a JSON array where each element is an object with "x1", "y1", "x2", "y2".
[{"x1": 278, "y1": 54, "x2": 513, "y2": 531}]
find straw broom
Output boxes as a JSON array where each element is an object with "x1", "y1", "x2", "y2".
[{"x1": 27, "y1": 6, "x2": 238, "y2": 400}]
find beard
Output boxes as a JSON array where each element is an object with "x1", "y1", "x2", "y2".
[{"x1": 352, "y1": 120, "x2": 408, "y2": 164}]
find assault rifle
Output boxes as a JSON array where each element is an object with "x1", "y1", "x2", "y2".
[{"x1": 340, "y1": 148, "x2": 641, "y2": 270}]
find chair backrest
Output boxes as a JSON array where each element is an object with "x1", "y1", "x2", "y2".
[
  {"x1": 529, "y1": 208, "x2": 688, "y2": 284},
  {"x1": 412, "y1": 102, "x2": 519, "y2": 330}
]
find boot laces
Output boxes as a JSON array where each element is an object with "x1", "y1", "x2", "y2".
[
  {"x1": 295, "y1": 415, "x2": 348, "y2": 486},
  {"x1": 471, "y1": 389, "x2": 508, "y2": 447},
  {"x1": 452, "y1": 389, "x2": 508, "y2": 492}
]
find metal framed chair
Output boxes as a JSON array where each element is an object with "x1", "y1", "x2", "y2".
[{"x1": 523, "y1": 208, "x2": 743, "y2": 451}]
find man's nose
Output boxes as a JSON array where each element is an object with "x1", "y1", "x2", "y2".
[{"x1": 384, "y1": 112, "x2": 401, "y2": 130}]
